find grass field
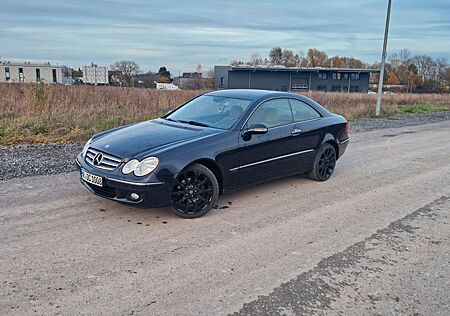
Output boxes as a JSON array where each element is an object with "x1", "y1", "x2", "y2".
[{"x1": 1, "y1": 83, "x2": 449, "y2": 145}]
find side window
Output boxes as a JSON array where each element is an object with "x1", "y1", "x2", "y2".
[
  {"x1": 289, "y1": 99, "x2": 322, "y2": 122},
  {"x1": 247, "y1": 98, "x2": 293, "y2": 129}
]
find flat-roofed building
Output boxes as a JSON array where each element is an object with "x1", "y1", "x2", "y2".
[
  {"x1": 215, "y1": 65, "x2": 378, "y2": 93},
  {"x1": 0, "y1": 60, "x2": 72, "y2": 84}
]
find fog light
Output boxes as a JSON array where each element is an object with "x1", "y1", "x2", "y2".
[{"x1": 130, "y1": 193, "x2": 140, "y2": 201}]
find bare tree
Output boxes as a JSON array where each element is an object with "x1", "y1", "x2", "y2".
[
  {"x1": 231, "y1": 60, "x2": 244, "y2": 67},
  {"x1": 413, "y1": 55, "x2": 437, "y2": 81},
  {"x1": 205, "y1": 68, "x2": 215, "y2": 89},
  {"x1": 297, "y1": 50, "x2": 308, "y2": 67},
  {"x1": 110, "y1": 60, "x2": 141, "y2": 85},
  {"x1": 248, "y1": 52, "x2": 263, "y2": 67},
  {"x1": 191, "y1": 64, "x2": 204, "y2": 89},
  {"x1": 436, "y1": 57, "x2": 448, "y2": 82}
]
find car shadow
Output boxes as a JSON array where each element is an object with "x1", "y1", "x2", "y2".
[{"x1": 84, "y1": 171, "x2": 339, "y2": 223}]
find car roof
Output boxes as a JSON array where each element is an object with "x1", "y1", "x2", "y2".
[{"x1": 205, "y1": 89, "x2": 288, "y2": 100}]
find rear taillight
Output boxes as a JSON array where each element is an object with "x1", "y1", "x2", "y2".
[{"x1": 344, "y1": 122, "x2": 349, "y2": 136}]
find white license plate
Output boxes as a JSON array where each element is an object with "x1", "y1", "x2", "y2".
[{"x1": 81, "y1": 170, "x2": 103, "y2": 187}]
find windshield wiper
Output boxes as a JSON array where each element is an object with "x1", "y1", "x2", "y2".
[{"x1": 178, "y1": 120, "x2": 210, "y2": 127}]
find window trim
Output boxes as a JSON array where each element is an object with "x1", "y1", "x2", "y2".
[
  {"x1": 244, "y1": 97, "x2": 294, "y2": 130},
  {"x1": 287, "y1": 98, "x2": 323, "y2": 123},
  {"x1": 240, "y1": 96, "x2": 324, "y2": 131}
]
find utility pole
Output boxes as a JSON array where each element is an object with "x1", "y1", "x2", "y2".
[{"x1": 375, "y1": 0, "x2": 393, "y2": 116}]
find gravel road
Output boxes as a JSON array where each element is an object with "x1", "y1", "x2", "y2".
[
  {"x1": 1, "y1": 119, "x2": 449, "y2": 315},
  {"x1": 1, "y1": 111, "x2": 449, "y2": 181}
]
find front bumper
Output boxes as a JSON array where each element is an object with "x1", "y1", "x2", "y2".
[{"x1": 76, "y1": 156, "x2": 173, "y2": 208}]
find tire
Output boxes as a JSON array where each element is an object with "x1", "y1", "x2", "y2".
[
  {"x1": 308, "y1": 143, "x2": 337, "y2": 181},
  {"x1": 168, "y1": 163, "x2": 219, "y2": 218}
]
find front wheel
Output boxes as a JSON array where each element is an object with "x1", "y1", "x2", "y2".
[
  {"x1": 308, "y1": 143, "x2": 337, "y2": 181},
  {"x1": 168, "y1": 163, "x2": 219, "y2": 218}
]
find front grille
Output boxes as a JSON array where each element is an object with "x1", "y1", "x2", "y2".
[{"x1": 85, "y1": 148, "x2": 122, "y2": 171}]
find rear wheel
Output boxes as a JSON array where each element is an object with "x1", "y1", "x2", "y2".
[
  {"x1": 168, "y1": 163, "x2": 219, "y2": 218},
  {"x1": 308, "y1": 143, "x2": 337, "y2": 181}
]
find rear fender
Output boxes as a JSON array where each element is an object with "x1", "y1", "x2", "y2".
[{"x1": 320, "y1": 133, "x2": 340, "y2": 158}]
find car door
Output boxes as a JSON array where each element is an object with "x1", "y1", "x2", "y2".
[
  {"x1": 288, "y1": 98, "x2": 324, "y2": 172},
  {"x1": 236, "y1": 98, "x2": 300, "y2": 185}
]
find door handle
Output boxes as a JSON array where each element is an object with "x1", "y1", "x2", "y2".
[{"x1": 291, "y1": 128, "x2": 302, "y2": 136}]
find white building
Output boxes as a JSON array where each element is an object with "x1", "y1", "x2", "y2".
[{"x1": 0, "y1": 60, "x2": 72, "y2": 84}]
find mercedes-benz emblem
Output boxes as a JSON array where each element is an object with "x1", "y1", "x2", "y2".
[{"x1": 93, "y1": 153, "x2": 103, "y2": 166}]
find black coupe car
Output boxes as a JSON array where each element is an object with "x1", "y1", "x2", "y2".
[{"x1": 76, "y1": 89, "x2": 349, "y2": 218}]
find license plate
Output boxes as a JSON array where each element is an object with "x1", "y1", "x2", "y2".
[{"x1": 81, "y1": 169, "x2": 103, "y2": 187}]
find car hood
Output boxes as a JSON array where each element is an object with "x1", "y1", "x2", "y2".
[{"x1": 91, "y1": 119, "x2": 222, "y2": 159}]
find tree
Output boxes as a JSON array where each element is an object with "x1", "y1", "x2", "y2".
[
  {"x1": 110, "y1": 60, "x2": 140, "y2": 85},
  {"x1": 341, "y1": 57, "x2": 365, "y2": 69},
  {"x1": 205, "y1": 68, "x2": 215, "y2": 89},
  {"x1": 413, "y1": 55, "x2": 436, "y2": 81},
  {"x1": 158, "y1": 66, "x2": 171, "y2": 83},
  {"x1": 248, "y1": 52, "x2": 264, "y2": 66},
  {"x1": 405, "y1": 66, "x2": 421, "y2": 93},
  {"x1": 386, "y1": 73, "x2": 400, "y2": 85},
  {"x1": 269, "y1": 47, "x2": 283, "y2": 65},
  {"x1": 436, "y1": 57, "x2": 449, "y2": 82},
  {"x1": 281, "y1": 49, "x2": 299, "y2": 67},
  {"x1": 231, "y1": 60, "x2": 244, "y2": 67},
  {"x1": 328, "y1": 56, "x2": 343, "y2": 68},
  {"x1": 191, "y1": 64, "x2": 205, "y2": 89},
  {"x1": 306, "y1": 48, "x2": 328, "y2": 67},
  {"x1": 297, "y1": 50, "x2": 308, "y2": 67}
]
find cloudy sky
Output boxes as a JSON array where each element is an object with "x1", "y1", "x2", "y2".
[{"x1": 1, "y1": 0, "x2": 449, "y2": 73}]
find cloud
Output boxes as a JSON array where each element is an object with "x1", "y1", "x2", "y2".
[{"x1": 0, "y1": 0, "x2": 449, "y2": 72}]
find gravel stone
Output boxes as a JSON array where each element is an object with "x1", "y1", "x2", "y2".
[
  {"x1": 350, "y1": 111, "x2": 450, "y2": 133},
  {"x1": 0, "y1": 143, "x2": 83, "y2": 181},
  {"x1": 0, "y1": 111, "x2": 449, "y2": 181}
]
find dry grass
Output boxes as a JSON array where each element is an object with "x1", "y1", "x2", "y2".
[
  {"x1": 302, "y1": 91, "x2": 450, "y2": 120},
  {"x1": 0, "y1": 83, "x2": 449, "y2": 145}
]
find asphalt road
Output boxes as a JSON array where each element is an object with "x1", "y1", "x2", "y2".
[{"x1": 1, "y1": 120, "x2": 449, "y2": 315}]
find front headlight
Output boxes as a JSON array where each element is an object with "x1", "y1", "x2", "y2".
[
  {"x1": 134, "y1": 157, "x2": 159, "y2": 176},
  {"x1": 81, "y1": 137, "x2": 93, "y2": 157},
  {"x1": 121, "y1": 157, "x2": 159, "y2": 176},
  {"x1": 122, "y1": 159, "x2": 139, "y2": 174}
]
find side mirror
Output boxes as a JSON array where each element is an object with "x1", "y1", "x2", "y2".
[{"x1": 242, "y1": 124, "x2": 268, "y2": 141}]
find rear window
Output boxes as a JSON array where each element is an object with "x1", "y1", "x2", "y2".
[{"x1": 288, "y1": 99, "x2": 322, "y2": 122}]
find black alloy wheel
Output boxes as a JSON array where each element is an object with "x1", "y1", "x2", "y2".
[
  {"x1": 309, "y1": 143, "x2": 337, "y2": 181},
  {"x1": 168, "y1": 163, "x2": 219, "y2": 218}
]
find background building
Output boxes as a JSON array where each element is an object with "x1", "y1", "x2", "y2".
[
  {"x1": 215, "y1": 66, "x2": 378, "y2": 93},
  {"x1": 82, "y1": 64, "x2": 108, "y2": 85},
  {"x1": 173, "y1": 72, "x2": 207, "y2": 89},
  {"x1": 0, "y1": 60, "x2": 72, "y2": 84}
]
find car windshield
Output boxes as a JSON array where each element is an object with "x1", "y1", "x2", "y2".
[{"x1": 166, "y1": 95, "x2": 252, "y2": 129}]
